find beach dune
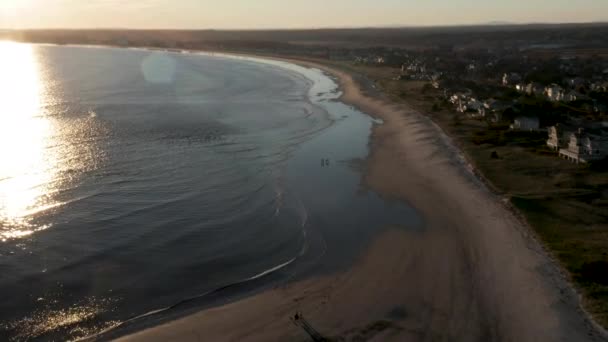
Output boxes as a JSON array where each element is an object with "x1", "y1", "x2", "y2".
[{"x1": 118, "y1": 60, "x2": 606, "y2": 342}]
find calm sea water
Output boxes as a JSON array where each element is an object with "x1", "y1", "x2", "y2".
[{"x1": 0, "y1": 43, "x2": 421, "y2": 341}]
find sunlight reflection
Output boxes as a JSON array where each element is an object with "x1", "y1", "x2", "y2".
[{"x1": 0, "y1": 41, "x2": 60, "y2": 241}]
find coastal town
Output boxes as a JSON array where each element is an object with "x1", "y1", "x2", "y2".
[{"x1": 344, "y1": 46, "x2": 608, "y2": 163}]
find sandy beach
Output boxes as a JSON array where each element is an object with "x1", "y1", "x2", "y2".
[{"x1": 116, "y1": 58, "x2": 607, "y2": 342}]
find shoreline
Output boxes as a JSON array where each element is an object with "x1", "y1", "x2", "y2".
[
  {"x1": 266, "y1": 55, "x2": 608, "y2": 339},
  {"x1": 64, "y1": 45, "x2": 424, "y2": 341},
  {"x1": 285, "y1": 57, "x2": 608, "y2": 338},
  {"x1": 106, "y1": 50, "x2": 608, "y2": 341},
  {"x1": 17, "y1": 43, "x2": 601, "y2": 340}
]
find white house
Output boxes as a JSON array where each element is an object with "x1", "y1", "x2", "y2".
[
  {"x1": 450, "y1": 93, "x2": 465, "y2": 105},
  {"x1": 591, "y1": 81, "x2": 608, "y2": 92},
  {"x1": 456, "y1": 99, "x2": 467, "y2": 113},
  {"x1": 559, "y1": 128, "x2": 608, "y2": 163},
  {"x1": 547, "y1": 125, "x2": 567, "y2": 151},
  {"x1": 430, "y1": 72, "x2": 442, "y2": 89},
  {"x1": 511, "y1": 116, "x2": 540, "y2": 131}
]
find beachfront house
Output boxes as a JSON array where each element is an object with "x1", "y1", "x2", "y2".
[
  {"x1": 502, "y1": 73, "x2": 522, "y2": 86},
  {"x1": 566, "y1": 77, "x2": 587, "y2": 90},
  {"x1": 545, "y1": 84, "x2": 565, "y2": 102},
  {"x1": 450, "y1": 92, "x2": 470, "y2": 104},
  {"x1": 467, "y1": 99, "x2": 483, "y2": 111},
  {"x1": 483, "y1": 99, "x2": 512, "y2": 113},
  {"x1": 564, "y1": 91, "x2": 590, "y2": 103},
  {"x1": 564, "y1": 91, "x2": 579, "y2": 102},
  {"x1": 450, "y1": 93, "x2": 463, "y2": 105},
  {"x1": 466, "y1": 99, "x2": 484, "y2": 118},
  {"x1": 430, "y1": 72, "x2": 442, "y2": 89},
  {"x1": 558, "y1": 128, "x2": 608, "y2": 163},
  {"x1": 456, "y1": 99, "x2": 467, "y2": 113},
  {"x1": 595, "y1": 103, "x2": 608, "y2": 114},
  {"x1": 547, "y1": 125, "x2": 567, "y2": 150},
  {"x1": 591, "y1": 81, "x2": 608, "y2": 92},
  {"x1": 511, "y1": 116, "x2": 540, "y2": 131},
  {"x1": 525, "y1": 82, "x2": 545, "y2": 97}
]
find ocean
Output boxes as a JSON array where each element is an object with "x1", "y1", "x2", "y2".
[{"x1": 0, "y1": 43, "x2": 421, "y2": 341}]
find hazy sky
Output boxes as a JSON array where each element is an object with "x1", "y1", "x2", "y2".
[{"x1": 1, "y1": 0, "x2": 607, "y2": 29}]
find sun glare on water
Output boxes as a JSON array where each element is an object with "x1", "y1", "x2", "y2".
[{"x1": 0, "y1": 41, "x2": 60, "y2": 241}]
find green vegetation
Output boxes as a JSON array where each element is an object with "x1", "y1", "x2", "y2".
[{"x1": 464, "y1": 120, "x2": 608, "y2": 325}]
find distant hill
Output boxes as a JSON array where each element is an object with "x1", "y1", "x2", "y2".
[
  {"x1": 484, "y1": 21, "x2": 515, "y2": 26},
  {"x1": 2, "y1": 23, "x2": 608, "y2": 51}
]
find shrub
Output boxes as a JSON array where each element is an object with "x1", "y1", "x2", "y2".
[{"x1": 579, "y1": 261, "x2": 608, "y2": 285}]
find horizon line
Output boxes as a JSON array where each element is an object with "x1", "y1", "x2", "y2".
[{"x1": 2, "y1": 20, "x2": 608, "y2": 32}]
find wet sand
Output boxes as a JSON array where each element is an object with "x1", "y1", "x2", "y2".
[{"x1": 118, "y1": 58, "x2": 607, "y2": 342}]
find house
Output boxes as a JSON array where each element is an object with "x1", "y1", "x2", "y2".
[
  {"x1": 483, "y1": 99, "x2": 511, "y2": 113},
  {"x1": 558, "y1": 128, "x2": 608, "y2": 163},
  {"x1": 525, "y1": 82, "x2": 545, "y2": 97},
  {"x1": 450, "y1": 93, "x2": 466, "y2": 105},
  {"x1": 481, "y1": 99, "x2": 511, "y2": 123},
  {"x1": 547, "y1": 125, "x2": 567, "y2": 150},
  {"x1": 502, "y1": 73, "x2": 522, "y2": 86},
  {"x1": 399, "y1": 61, "x2": 430, "y2": 80},
  {"x1": 511, "y1": 116, "x2": 540, "y2": 131},
  {"x1": 456, "y1": 99, "x2": 467, "y2": 113},
  {"x1": 591, "y1": 81, "x2": 608, "y2": 92},
  {"x1": 430, "y1": 72, "x2": 442, "y2": 89},
  {"x1": 515, "y1": 83, "x2": 527, "y2": 93},
  {"x1": 466, "y1": 99, "x2": 484, "y2": 118},
  {"x1": 450, "y1": 90, "x2": 472, "y2": 104},
  {"x1": 594, "y1": 103, "x2": 608, "y2": 114},
  {"x1": 566, "y1": 77, "x2": 586, "y2": 89},
  {"x1": 354, "y1": 56, "x2": 369, "y2": 64},
  {"x1": 564, "y1": 91, "x2": 581, "y2": 102},
  {"x1": 467, "y1": 98, "x2": 483, "y2": 112},
  {"x1": 545, "y1": 84, "x2": 565, "y2": 102},
  {"x1": 488, "y1": 112, "x2": 503, "y2": 123}
]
